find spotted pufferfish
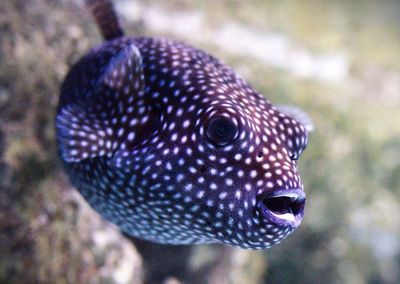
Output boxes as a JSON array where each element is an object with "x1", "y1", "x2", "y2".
[{"x1": 56, "y1": 0, "x2": 313, "y2": 249}]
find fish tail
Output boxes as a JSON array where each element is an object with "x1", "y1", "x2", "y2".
[{"x1": 85, "y1": 0, "x2": 124, "y2": 40}]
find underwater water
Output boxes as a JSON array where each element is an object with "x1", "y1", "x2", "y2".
[{"x1": 1, "y1": 0, "x2": 399, "y2": 283}]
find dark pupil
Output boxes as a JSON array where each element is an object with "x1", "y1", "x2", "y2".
[
  {"x1": 215, "y1": 124, "x2": 229, "y2": 137},
  {"x1": 207, "y1": 116, "x2": 237, "y2": 146}
]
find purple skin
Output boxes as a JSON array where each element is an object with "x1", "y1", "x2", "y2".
[{"x1": 56, "y1": 35, "x2": 309, "y2": 249}]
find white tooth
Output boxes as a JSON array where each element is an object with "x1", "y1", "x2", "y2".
[
  {"x1": 271, "y1": 212, "x2": 296, "y2": 222},
  {"x1": 274, "y1": 193, "x2": 298, "y2": 200}
]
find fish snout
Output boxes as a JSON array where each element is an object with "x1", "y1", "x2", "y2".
[{"x1": 259, "y1": 188, "x2": 306, "y2": 227}]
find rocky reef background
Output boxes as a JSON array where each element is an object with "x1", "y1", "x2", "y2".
[{"x1": 1, "y1": 0, "x2": 399, "y2": 283}]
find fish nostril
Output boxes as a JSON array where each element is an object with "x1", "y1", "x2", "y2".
[{"x1": 257, "y1": 151, "x2": 263, "y2": 158}]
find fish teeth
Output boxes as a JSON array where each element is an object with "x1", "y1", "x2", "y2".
[
  {"x1": 270, "y1": 190, "x2": 306, "y2": 203},
  {"x1": 270, "y1": 211, "x2": 296, "y2": 222},
  {"x1": 273, "y1": 192, "x2": 299, "y2": 201}
]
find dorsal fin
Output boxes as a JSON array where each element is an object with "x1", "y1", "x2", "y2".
[
  {"x1": 56, "y1": 42, "x2": 160, "y2": 163},
  {"x1": 85, "y1": 0, "x2": 124, "y2": 40}
]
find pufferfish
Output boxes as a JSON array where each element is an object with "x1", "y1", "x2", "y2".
[{"x1": 56, "y1": 0, "x2": 313, "y2": 249}]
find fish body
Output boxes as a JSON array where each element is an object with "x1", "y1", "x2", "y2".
[{"x1": 56, "y1": 1, "x2": 311, "y2": 249}]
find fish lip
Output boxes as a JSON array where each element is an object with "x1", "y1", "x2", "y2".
[{"x1": 258, "y1": 188, "x2": 306, "y2": 227}]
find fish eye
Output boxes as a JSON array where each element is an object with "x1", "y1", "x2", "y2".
[{"x1": 206, "y1": 116, "x2": 238, "y2": 146}]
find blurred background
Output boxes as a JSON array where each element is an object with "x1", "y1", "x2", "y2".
[{"x1": 1, "y1": 0, "x2": 399, "y2": 283}]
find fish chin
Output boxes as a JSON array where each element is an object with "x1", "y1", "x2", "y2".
[{"x1": 259, "y1": 188, "x2": 306, "y2": 228}]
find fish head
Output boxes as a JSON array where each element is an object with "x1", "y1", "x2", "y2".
[{"x1": 152, "y1": 74, "x2": 310, "y2": 249}]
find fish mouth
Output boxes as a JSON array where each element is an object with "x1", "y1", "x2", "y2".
[{"x1": 259, "y1": 189, "x2": 306, "y2": 226}]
